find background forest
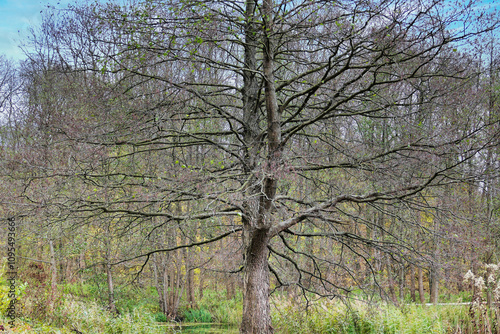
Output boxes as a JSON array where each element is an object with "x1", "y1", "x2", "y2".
[{"x1": 0, "y1": 0, "x2": 500, "y2": 333}]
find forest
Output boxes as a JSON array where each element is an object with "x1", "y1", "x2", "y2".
[{"x1": 0, "y1": 0, "x2": 499, "y2": 333}]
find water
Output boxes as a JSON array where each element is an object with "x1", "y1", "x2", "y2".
[{"x1": 163, "y1": 323, "x2": 239, "y2": 333}]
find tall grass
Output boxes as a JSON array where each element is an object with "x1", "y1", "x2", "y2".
[
  {"x1": 271, "y1": 296, "x2": 473, "y2": 334},
  {"x1": 0, "y1": 297, "x2": 174, "y2": 334},
  {"x1": 195, "y1": 289, "x2": 242, "y2": 326},
  {"x1": 55, "y1": 297, "x2": 171, "y2": 333},
  {"x1": 184, "y1": 308, "x2": 213, "y2": 323}
]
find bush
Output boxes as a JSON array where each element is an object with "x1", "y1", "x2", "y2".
[
  {"x1": 183, "y1": 308, "x2": 213, "y2": 323},
  {"x1": 153, "y1": 312, "x2": 168, "y2": 322}
]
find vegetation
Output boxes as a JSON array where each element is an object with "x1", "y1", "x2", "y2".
[
  {"x1": 0, "y1": 285, "x2": 495, "y2": 333},
  {"x1": 0, "y1": 0, "x2": 499, "y2": 332}
]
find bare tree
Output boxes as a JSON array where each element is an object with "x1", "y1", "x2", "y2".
[{"x1": 17, "y1": 0, "x2": 500, "y2": 332}]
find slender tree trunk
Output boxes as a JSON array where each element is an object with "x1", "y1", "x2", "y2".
[
  {"x1": 385, "y1": 258, "x2": 398, "y2": 305},
  {"x1": 399, "y1": 264, "x2": 405, "y2": 303},
  {"x1": 418, "y1": 267, "x2": 425, "y2": 304},
  {"x1": 182, "y1": 236, "x2": 196, "y2": 308},
  {"x1": 105, "y1": 260, "x2": 117, "y2": 314},
  {"x1": 152, "y1": 254, "x2": 165, "y2": 313},
  {"x1": 78, "y1": 249, "x2": 85, "y2": 281},
  {"x1": 58, "y1": 240, "x2": 65, "y2": 283},
  {"x1": 163, "y1": 265, "x2": 169, "y2": 315},
  {"x1": 186, "y1": 267, "x2": 196, "y2": 308},
  {"x1": 49, "y1": 239, "x2": 57, "y2": 295},
  {"x1": 199, "y1": 269, "x2": 204, "y2": 300},
  {"x1": 430, "y1": 266, "x2": 439, "y2": 304},
  {"x1": 227, "y1": 274, "x2": 235, "y2": 300},
  {"x1": 409, "y1": 264, "x2": 416, "y2": 302},
  {"x1": 240, "y1": 228, "x2": 272, "y2": 334}
]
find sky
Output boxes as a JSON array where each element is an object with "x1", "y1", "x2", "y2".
[
  {"x1": 0, "y1": 0, "x2": 498, "y2": 62},
  {"x1": 0, "y1": 0, "x2": 73, "y2": 61}
]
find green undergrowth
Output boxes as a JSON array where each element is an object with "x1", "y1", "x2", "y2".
[
  {"x1": 0, "y1": 278, "x2": 480, "y2": 333},
  {"x1": 183, "y1": 308, "x2": 213, "y2": 323},
  {"x1": 192, "y1": 289, "x2": 242, "y2": 325},
  {"x1": 271, "y1": 296, "x2": 472, "y2": 334},
  {"x1": 62, "y1": 282, "x2": 158, "y2": 312},
  {"x1": 0, "y1": 297, "x2": 174, "y2": 334}
]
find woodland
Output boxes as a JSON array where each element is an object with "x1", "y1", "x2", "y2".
[{"x1": 0, "y1": 0, "x2": 500, "y2": 333}]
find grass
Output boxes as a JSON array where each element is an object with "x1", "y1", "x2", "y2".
[
  {"x1": 0, "y1": 275, "x2": 481, "y2": 334},
  {"x1": 195, "y1": 289, "x2": 242, "y2": 326},
  {"x1": 0, "y1": 294, "x2": 478, "y2": 333},
  {"x1": 184, "y1": 308, "x2": 213, "y2": 323},
  {"x1": 271, "y1": 296, "x2": 474, "y2": 334},
  {"x1": 0, "y1": 296, "x2": 175, "y2": 333}
]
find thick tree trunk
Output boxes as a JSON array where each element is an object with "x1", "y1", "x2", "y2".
[
  {"x1": 240, "y1": 228, "x2": 272, "y2": 334},
  {"x1": 240, "y1": 0, "x2": 277, "y2": 332}
]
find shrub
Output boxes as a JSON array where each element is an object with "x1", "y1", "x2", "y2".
[
  {"x1": 153, "y1": 312, "x2": 168, "y2": 322},
  {"x1": 183, "y1": 308, "x2": 213, "y2": 323}
]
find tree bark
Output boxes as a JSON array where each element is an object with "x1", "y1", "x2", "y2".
[
  {"x1": 105, "y1": 260, "x2": 117, "y2": 314},
  {"x1": 49, "y1": 239, "x2": 57, "y2": 295},
  {"x1": 409, "y1": 264, "x2": 416, "y2": 302},
  {"x1": 418, "y1": 267, "x2": 425, "y2": 304},
  {"x1": 227, "y1": 274, "x2": 235, "y2": 300},
  {"x1": 239, "y1": 0, "x2": 275, "y2": 332},
  {"x1": 199, "y1": 270, "x2": 204, "y2": 300},
  {"x1": 152, "y1": 254, "x2": 166, "y2": 313},
  {"x1": 430, "y1": 266, "x2": 439, "y2": 304},
  {"x1": 240, "y1": 228, "x2": 272, "y2": 334},
  {"x1": 399, "y1": 264, "x2": 405, "y2": 303},
  {"x1": 182, "y1": 236, "x2": 196, "y2": 309}
]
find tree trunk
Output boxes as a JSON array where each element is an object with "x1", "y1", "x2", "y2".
[
  {"x1": 399, "y1": 264, "x2": 405, "y2": 303},
  {"x1": 49, "y1": 239, "x2": 57, "y2": 295},
  {"x1": 58, "y1": 240, "x2": 65, "y2": 283},
  {"x1": 182, "y1": 235, "x2": 196, "y2": 309},
  {"x1": 78, "y1": 249, "x2": 86, "y2": 281},
  {"x1": 430, "y1": 266, "x2": 439, "y2": 304},
  {"x1": 240, "y1": 228, "x2": 272, "y2": 334},
  {"x1": 152, "y1": 254, "x2": 165, "y2": 313},
  {"x1": 163, "y1": 265, "x2": 169, "y2": 315},
  {"x1": 240, "y1": 0, "x2": 277, "y2": 331},
  {"x1": 199, "y1": 270, "x2": 204, "y2": 300},
  {"x1": 409, "y1": 264, "x2": 416, "y2": 302},
  {"x1": 227, "y1": 274, "x2": 235, "y2": 300},
  {"x1": 186, "y1": 268, "x2": 196, "y2": 308},
  {"x1": 418, "y1": 267, "x2": 425, "y2": 304},
  {"x1": 105, "y1": 260, "x2": 117, "y2": 314},
  {"x1": 386, "y1": 259, "x2": 398, "y2": 306}
]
